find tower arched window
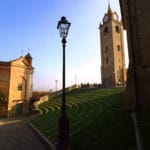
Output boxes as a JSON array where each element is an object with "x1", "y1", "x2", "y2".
[
  {"x1": 106, "y1": 57, "x2": 109, "y2": 64},
  {"x1": 103, "y1": 27, "x2": 109, "y2": 35},
  {"x1": 117, "y1": 45, "x2": 121, "y2": 51},
  {"x1": 105, "y1": 46, "x2": 109, "y2": 53},
  {"x1": 115, "y1": 25, "x2": 120, "y2": 33}
]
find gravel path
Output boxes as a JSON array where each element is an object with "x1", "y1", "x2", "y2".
[{"x1": 0, "y1": 115, "x2": 48, "y2": 150}]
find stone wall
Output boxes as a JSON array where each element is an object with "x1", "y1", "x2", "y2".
[
  {"x1": 34, "y1": 95, "x2": 49, "y2": 109},
  {"x1": 0, "y1": 64, "x2": 10, "y2": 101}
]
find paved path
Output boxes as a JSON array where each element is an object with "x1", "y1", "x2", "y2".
[{"x1": 0, "y1": 114, "x2": 48, "y2": 150}]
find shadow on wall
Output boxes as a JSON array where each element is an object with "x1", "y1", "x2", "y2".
[
  {"x1": 8, "y1": 103, "x2": 24, "y2": 117},
  {"x1": 0, "y1": 102, "x2": 17, "y2": 117},
  {"x1": 0, "y1": 102, "x2": 8, "y2": 117},
  {"x1": 0, "y1": 95, "x2": 50, "y2": 117},
  {"x1": 0, "y1": 101, "x2": 29, "y2": 117}
]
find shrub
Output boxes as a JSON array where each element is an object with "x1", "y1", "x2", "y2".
[{"x1": 0, "y1": 92, "x2": 7, "y2": 102}]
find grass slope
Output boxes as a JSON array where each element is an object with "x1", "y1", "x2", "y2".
[{"x1": 31, "y1": 88, "x2": 137, "y2": 150}]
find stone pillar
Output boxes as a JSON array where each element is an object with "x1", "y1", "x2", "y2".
[{"x1": 120, "y1": 0, "x2": 150, "y2": 110}]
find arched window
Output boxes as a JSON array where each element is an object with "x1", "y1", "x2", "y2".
[
  {"x1": 117, "y1": 45, "x2": 121, "y2": 51},
  {"x1": 18, "y1": 83, "x2": 22, "y2": 91},
  {"x1": 105, "y1": 46, "x2": 109, "y2": 53},
  {"x1": 106, "y1": 57, "x2": 109, "y2": 64},
  {"x1": 115, "y1": 25, "x2": 120, "y2": 33},
  {"x1": 103, "y1": 27, "x2": 109, "y2": 35}
]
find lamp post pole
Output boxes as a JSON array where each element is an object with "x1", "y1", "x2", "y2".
[
  {"x1": 57, "y1": 16, "x2": 71, "y2": 150},
  {"x1": 62, "y1": 38, "x2": 66, "y2": 113}
]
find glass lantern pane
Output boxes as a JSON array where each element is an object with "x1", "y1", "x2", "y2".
[
  {"x1": 57, "y1": 17, "x2": 70, "y2": 38},
  {"x1": 60, "y1": 23, "x2": 68, "y2": 29}
]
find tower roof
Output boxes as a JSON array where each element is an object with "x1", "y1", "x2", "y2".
[
  {"x1": 25, "y1": 53, "x2": 32, "y2": 59},
  {"x1": 107, "y1": 3, "x2": 113, "y2": 16},
  {"x1": 102, "y1": 4, "x2": 119, "y2": 24},
  {"x1": 24, "y1": 53, "x2": 32, "y2": 66}
]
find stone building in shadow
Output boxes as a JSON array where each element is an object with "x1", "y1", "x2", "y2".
[
  {"x1": 0, "y1": 53, "x2": 34, "y2": 116},
  {"x1": 120, "y1": 0, "x2": 150, "y2": 110}
]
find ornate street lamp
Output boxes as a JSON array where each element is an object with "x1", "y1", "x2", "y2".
[{"x1": 57, "y1": 16, "x2": 71, "y2": 150}]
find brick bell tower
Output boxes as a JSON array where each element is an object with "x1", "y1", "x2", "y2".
[{"x1": 99, "y1": 4, "x2": 126, "y2": 87}]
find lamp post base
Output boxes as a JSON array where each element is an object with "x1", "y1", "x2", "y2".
[{"x1": 57, "y1": 112, "x2": 69, "y2": 150}]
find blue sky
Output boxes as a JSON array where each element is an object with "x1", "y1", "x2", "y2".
[{"x1": 0, "y1": 0, "x2": 128, "y2": 91}]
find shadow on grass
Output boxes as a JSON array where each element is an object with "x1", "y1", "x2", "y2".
[{"x1": 70, "y1": 89, "x2": 137, "y2": 150}]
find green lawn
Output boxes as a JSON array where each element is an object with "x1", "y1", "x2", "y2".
[{"x1": 31, "y1": 88, "x2": 138, "y2": 150}]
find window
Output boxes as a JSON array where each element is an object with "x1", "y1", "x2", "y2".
[
  {"x1": 106, "y1": 57, "x2": 109, "y2": 64},
  {"x1": 18, "y1": 83, "x2": 22, "y2": 91},
  {"x1": 105, "y1": 46, "x2": 109, "y2": 53},
  {"x1": 103, "y1": 27, "x2": 109, "y2": 35},
  {"x1": 117, "y1": 45, "x2": 120, "y2": 51},
  {"x1": 115, "y1": 25, "x2": 120, "y2": 33}
]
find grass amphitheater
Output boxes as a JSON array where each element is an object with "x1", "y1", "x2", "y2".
[{"x1": 31, "y1": 87, "x2": 150, "y2": 150}]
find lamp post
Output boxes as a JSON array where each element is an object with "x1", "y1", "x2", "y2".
[{"x1": 57, "y1": 16, "x2": 71, "y2": 150}]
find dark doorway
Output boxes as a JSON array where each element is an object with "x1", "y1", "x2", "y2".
[{"x1": 15, "y1": 103, "x2": 23, "y2": 115}]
